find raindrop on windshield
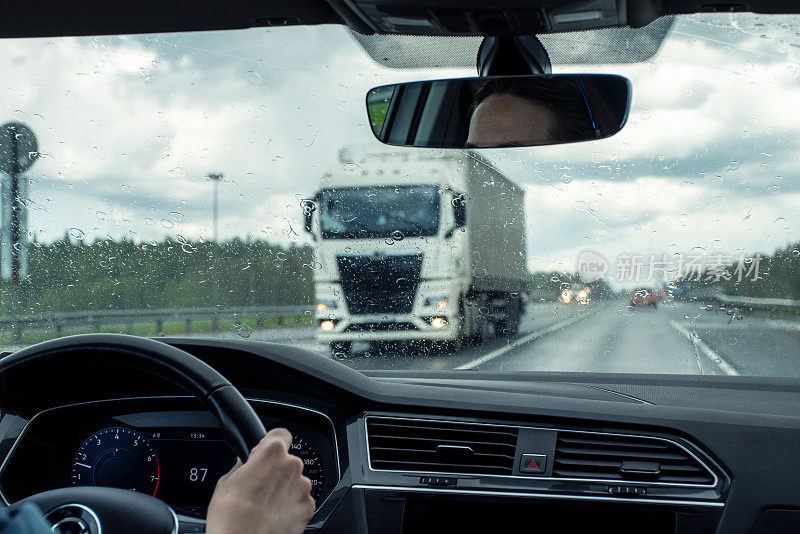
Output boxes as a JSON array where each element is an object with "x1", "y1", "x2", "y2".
[
  {"x1": 68, "y1": 228, "x2": 86, "y2": 241},
  {"x1": 234, "y1": 322, "x2": 253, "y2": 339}
]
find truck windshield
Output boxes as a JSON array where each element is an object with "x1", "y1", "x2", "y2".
[{"x1": 319, "y1": 186, "x2": 440, "y2": 239}]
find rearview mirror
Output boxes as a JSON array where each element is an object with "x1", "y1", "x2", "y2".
[{"x1": 366, "y1": 74, "x2": 630, "y2": 149}]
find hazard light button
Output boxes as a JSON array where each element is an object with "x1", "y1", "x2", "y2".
[{"x1": 520, "y1": 454, "x2": 547, "y2": 474}]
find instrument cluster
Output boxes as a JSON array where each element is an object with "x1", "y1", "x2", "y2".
[{"x1": 0, "y1": 397, "x2": 339, "y2": 518}]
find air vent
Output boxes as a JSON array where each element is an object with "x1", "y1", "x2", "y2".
[
  {"x1": 367, "y1": 417, "x2": 519, "y2": 475},
  {"x1": 553, "y1": 432, "x2": 714, "y2": 485}
]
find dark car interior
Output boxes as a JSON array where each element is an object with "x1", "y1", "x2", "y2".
[{"x1": 1, "y1": 335, "x2": 800, "y2": 533}]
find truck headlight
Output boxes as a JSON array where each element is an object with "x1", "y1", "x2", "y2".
[
  {"x1": 430, "y1": 317, "x2": 448, "y2": 329},
  {"x1": 425, "y1": 296, "x2": 448, "y2": 309}
]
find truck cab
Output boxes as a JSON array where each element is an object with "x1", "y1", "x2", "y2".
[{"x1": 304, "y1": 152, "x2": 526, "y2": 356}]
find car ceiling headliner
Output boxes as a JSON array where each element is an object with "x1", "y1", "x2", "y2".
[{"x1": 0, "y1": 1, "x2": 798, "y2": 40}]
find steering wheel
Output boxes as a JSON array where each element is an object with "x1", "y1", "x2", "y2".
[{"x1": 0, "y1": 334, "x2": 268, "y2": 534}]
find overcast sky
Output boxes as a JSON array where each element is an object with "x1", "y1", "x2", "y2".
[{"x1": 2, "y1": 13, "x2": 800, "y2": 278}]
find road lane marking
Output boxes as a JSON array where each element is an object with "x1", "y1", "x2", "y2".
[
  {"x1": 669, "y1": 320, "x2": 740, "y2": 376},
  {"x1": 686, "y1": 320, "x2": 800, "y2": 333},
  {"x1": 456, "y1": 307, "x2": 602, "y2": 370}
]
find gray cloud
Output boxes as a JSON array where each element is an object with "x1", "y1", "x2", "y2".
[{"x1": 3, "y1": 13, "x2": 800, "y2": 280}]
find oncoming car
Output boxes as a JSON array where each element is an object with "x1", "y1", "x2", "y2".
[{"x1": 629, "y1": 288, "x2": 662, "y2": 308}]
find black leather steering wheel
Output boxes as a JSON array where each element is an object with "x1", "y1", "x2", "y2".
[{"x1": 0, "y1": 334, "x2": 268, "y2": 534}]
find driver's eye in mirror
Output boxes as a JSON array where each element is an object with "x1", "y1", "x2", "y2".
[{"x1": 366, "y1": 74, "x2": 631, "y2": 149}]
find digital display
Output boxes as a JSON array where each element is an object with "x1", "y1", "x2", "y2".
[
  {"x1": 1, "y1": 400, "x2": 333, "y2": 518},
  {"x1": 70, "y1": 425, "x2": 326, "y2": 518},
  {"x1": 147, "y1": 430, "x2": 236, "y2": 517}
]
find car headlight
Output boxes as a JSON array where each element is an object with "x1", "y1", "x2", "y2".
[
  {"x1": 320, "y1": 320, "x2": 336, "y2": 331},
  {"x1": 424, "y1": 296, "x2": 448, "y2": 309}
]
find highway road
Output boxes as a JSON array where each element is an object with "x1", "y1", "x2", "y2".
[{"x1": 226, "y1": 299, "x2": 800, "y2": 377}]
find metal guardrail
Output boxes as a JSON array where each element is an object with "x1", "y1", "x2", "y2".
[
  {"x1": 0, "y1": 305, "x2": 312, "y2": 343},
  {"x1": 696, "y1": 293, "x2": 800, "y2": 311}
]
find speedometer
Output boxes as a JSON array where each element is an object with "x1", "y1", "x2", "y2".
[
  {"x1": 71, "y1": 427, "x2": 160, "y2": 496},
  {"x1": 69, "y1": 425, "x2": 326, "y2": 508},
  {"x1": 290, "y1": 434, "x2": 325, "y2": 503}
]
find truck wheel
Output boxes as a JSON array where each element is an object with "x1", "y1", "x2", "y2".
[
  {"x1": 330, "y1": 341, "x2": 352, "y2": 358},
  {"x1": 496, "y1": 297, "x2": 522, "y2": 337},
  {"x1": 497, "y1": 312, "x2": 521, "y2": 337}
]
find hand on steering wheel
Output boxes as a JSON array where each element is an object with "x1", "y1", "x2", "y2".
[
  {"x1": 207, "y1": 428, "x2": 315, "y2": 534},
  {"x1": 0, "y1": 334, "x2": 311, "y2": 534}
]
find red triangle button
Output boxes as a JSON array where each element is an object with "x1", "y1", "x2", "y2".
[{"x1": 520, "y1": 454, "x2": 546, "y2": 473}]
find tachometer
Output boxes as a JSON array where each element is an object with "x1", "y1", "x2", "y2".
[
  {"x1": 290, "y1": 434, "x2": 325, "y2": 503},
  {"x1": 71, "y1": 427, "x2": 160, "y2": 496}
]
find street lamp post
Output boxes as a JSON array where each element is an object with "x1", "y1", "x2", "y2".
[{"x1": 207, "y1": 173, "x2": 223, "y2": 331}]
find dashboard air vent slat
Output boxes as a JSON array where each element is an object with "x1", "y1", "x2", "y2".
[
  {"x1": 553, "y1": 432, "x2": 714, "y2": 485},
  {"x1": 367, "y1": 417, "x2": 519, "y2": 476}
]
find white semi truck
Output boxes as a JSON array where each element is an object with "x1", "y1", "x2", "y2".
[{"x1": 303, "y1": 151, "x2": 527, "y2": 356}]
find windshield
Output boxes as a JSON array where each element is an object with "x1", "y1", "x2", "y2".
[
  {"x1": 319, "y1": 186, "x2": 440, "y2": 239},
  {"x1": 2, "y1": 13, "x2": 800, "y2": 377}
]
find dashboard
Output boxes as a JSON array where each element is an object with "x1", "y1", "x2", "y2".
[
  {"x1": 1, "y1": 338, "x2": 800, "y2": 534},
  {"x1": 0, "y1": 397, "x2": 338, "y2": 518}
]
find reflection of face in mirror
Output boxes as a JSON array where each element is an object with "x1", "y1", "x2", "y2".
[
  {"x1": 465, "y1": 78, "x2": 619, "y2": 149},
  {"x1": 467, "y1": 92, "x2": 559, "y2": 148},
  {"x1": 366, "y1": 74, "x2": 629, "y2": 148}
]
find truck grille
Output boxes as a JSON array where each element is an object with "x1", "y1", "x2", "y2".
[{"x1": 337, "y1": 254, "x2": 422, "y2": 315}]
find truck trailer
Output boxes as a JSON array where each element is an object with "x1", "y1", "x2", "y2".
[{"x1": 303, "y1": 150, "x2": 527, "y2": 356}]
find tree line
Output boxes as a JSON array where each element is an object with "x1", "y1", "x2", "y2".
[
  {"x1": 0, "y1": 235, "x2": 314, "y2": 316},
  {"x1": 675, "y1": 241, "x2": 800, "y2": 300}
]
